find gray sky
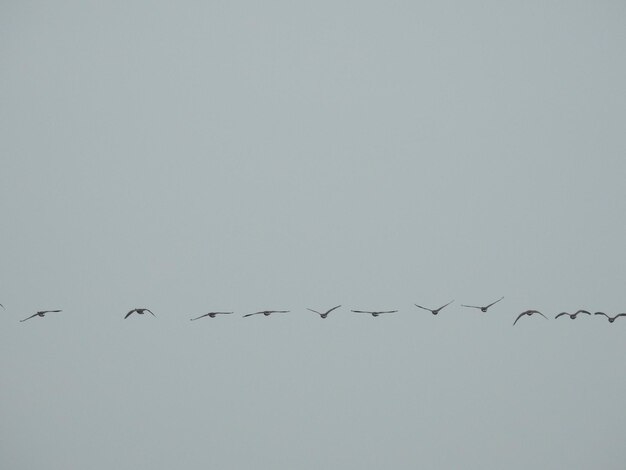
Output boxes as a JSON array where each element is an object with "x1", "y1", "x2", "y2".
[{"x1": 2, "y1": 2, "x2": 626, "y2": 469}]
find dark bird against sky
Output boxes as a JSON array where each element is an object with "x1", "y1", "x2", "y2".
[
  {"x1": 555, "y1": 310, "x2": 592, "y2": 320},
  {"x1": 124, "y1": 308, "x2": 155, "y2": 319},
  {"x1": 243, "y1": 310, "x2": 290, "y2": 318},
  {"x1": 513, "y1": 309, "x2": 548, "y2": 325},
  {"x1": 190, "y1": 312, "x2": 234, "y2": 321},
  {"x1": 20, "y1": 310, "x2": 62, "y2": 322},
  {"x1": 594, "y1": 312, "x2": 626, "y2": 323},
  {"x1": 307, "y1": 305, "x2": 341, "y2": 319},
  {"x1": 351, "y1": 310, "x2": 398, "y2": 317},
  {"x1": 462, "y1": 296, "x2": 504, "y2": 312},
  {"x1": 414, "y1": 300, "x2": 454, "y2": 315}
]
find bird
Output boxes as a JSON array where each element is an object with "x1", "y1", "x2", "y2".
[
  {"x1": 190, "y1": 312, "x2": 233, "y2": 321},
  {"x1": 414, "y1": 300, "x2": 454, "y2": 315},
  {"x1": 593, "y1": 312, "x2": 626, "y2": 323},
  {"x1": 461, "y1": 296, "x2": 504, "y2": 312},
  {"x1": 555, "y1": 310, "x2": 592, "y2": 320},
  {"x1": 513, "y1": 309, "x2": 548, "y2": 325},
  {"x1": 243, "y1": 310, "x2": 290, "y2": 318},
  {"x1": 124, "y1": 308, "x2": 155, "y2": 319},
  {"x1": 307, "y1": 305, "x2": 341, "y2": 319},
  {"x1": 351, "y1": 309, "x2": 398, "y2": 317},
  {"x1": 20, "y1": 310, "x2": 62, "y2": 322}
]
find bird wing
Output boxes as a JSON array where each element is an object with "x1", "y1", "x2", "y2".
[
  {"x1": 485, "y1": 297, "x2": 504, "y2": 309},
  {"x1": 0, "y1": 303, "x2": 5, "y2": 309},
  {"x1": 307, "y1": 308, "x2": 322, "y2": 315},
  {"x1": 190, "y1": 313, "x2": 211, "y2": 321},
  {"x1": 243, "y1": 312, "x2": 261, "y2": 317},
  {"x1": 40, "y1": 310, "x2": 62, "y2": 314},
  {"x1": 414, "y1": 304, "x2": 433, "y2": 312},
  {"x1": 574, "y1": 309, "x2": 592, "y2": 315},
  {"x1": 351, "y1": 310, "x2": 370, "y2": 313},
  {"x1": 325, "y1": 305, "x2": 342, "y2": 315},
  {"x1": 437, "y1": 300, "x2": 455, "y2": 311},
  {"x1": 146, "y1": 309, "x2": 156, "y2": 317},
  {"x1": 20, "y1": 313, "x2": 39, "y2": 322},
  {"x1": 461, "y1": 304, "x2": 480, "y2": 309},
  {"x1": 537, "y1": 312, "x2": 548, "y2": 320},
  {"x1": 594, "y1": 312, "x2": 609, "y2": 318},
  {"x1": 213, "y1": 312, "x2": 233, "y2": 315},
  {"x1": 124, "y1": 309, "x2": 136, "y2": 319},
  {"x1": 513, "y1": 312, "x2": 527, "y2": 325},
  {"x1": 613, "y1": 313, "x2": 626, "y2": 320},
  {"x1": 376, "y1": 310, "x2": 398, "y2": 314},
  {"x1": 555, "y1": 312, "x2": 568, "y2": 319}
]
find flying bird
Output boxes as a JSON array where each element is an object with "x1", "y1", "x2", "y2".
[
  {"x1": 555, "y1": 310, "x2": 592, "y2": 320},
  {"x1": 594, "y1": 312, "x2": 626, "y2": 323},
  {"x1": 513, "y1": 309, "x2": 548, "y2": 325},
  {"x1": 462, "y1": 296, "x2": 504, "y2": 312},
  {"x1": 124, "y1": 308, "x2": 155, "y2": 319},
  {"x1": 414, "y1": 300, "x2": 454, "y2": 315},
  {"x1": 190, "y1": 312, "x2": 233, "y2": 321},
  {"x1": 351, "y1": 310, "x2": 398, "y2": 317},
  {"x1": 20, "y1": 309, "x2": 62, "y2": 322},
  {"x1": 307, "y1": 305, "x2": 341, "y2": 319},
  {"x1": 243, "y1": 310, "x2": 290, "y2": 318}
]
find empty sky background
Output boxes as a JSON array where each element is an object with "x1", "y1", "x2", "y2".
[{"x1": 2, "y1": 2, "x2": 626, "y2": 469}]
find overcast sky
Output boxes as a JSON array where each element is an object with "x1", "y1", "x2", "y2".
[{"x1": 2, "y1": 2, "x2": 626, "y2": 469}]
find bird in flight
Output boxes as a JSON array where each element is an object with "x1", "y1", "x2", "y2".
[
  {"x1": 513, "y1": 309, "x2": 548, "y2": 325},
  {"x1": 307, "y1": 305, "x2": 341, "y2": 319},
  {"x1": 243, "y1": 310, "x2": 290, "y2": 318},
  {"x1": 190, "y1": 312, "x2": 234, "y2": 321},
  {"x1": 351, "y1": 309, "x2": 398, "y2": 317},
  {"x1": 555, "y1": 310, "x2": 592, "y2": 320},
  {"x1": 594, "y1": 312, "x2": 626, "y2": 323},
  {"x1": 124, "y1": 308, "x2": 155, "y2": 319},
  {"x1": 461, "y1": 296, "x2": 504, "y2": 312},
  {"x1": 414, "y1": 300, "x2": 454, "y2": 315},
  {"x1": 20, "y1": 310, "x2": 62, "y2": 322}
]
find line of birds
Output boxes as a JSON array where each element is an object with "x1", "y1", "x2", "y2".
[{"x1": 4, "y1": 298, "x2": 626, "y2": 324}]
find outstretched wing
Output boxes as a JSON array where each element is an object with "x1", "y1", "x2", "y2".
[
  {"x1": 461, "y1": 304, "x2": 480, "y2": 309},
  {"x1": 613, "y1": 313, "x2": 626, "y2": 320},
  {"x1": 307, "y1": 308, "x2": 322, "y2": 315},
  {"x1": 414, "y1": 304, "x2": 433, "y2": 312},
  {"x1": 325, "y1": 305, "x2": 342, "y2": 315},
  {"x1": 555, "y1": 312, "x2": 569, "y2": 319},
  {"x1": 351, "y1": 310, "x2": 370, "y2": 314},
  {"x1": 145, "y1": 309, "x2": 156, "y2": 317},
  {"x1": 190, "y1": 313, "x2": 211, "y2": 321},
  {"x1": 124, "y1": 309, "x2": 136, "y2": 319},
  {"x1": 0, "y1": 303, "x2": 5, "y2": 310},
  {"x1": 40, "y1": 309, "x2": 62, "y2": 314},
  {"x1": 20, "y1": 313, "x2": 39, "y2": 322},
  {"x1": 436, "y1": 300, "x2": 455, "y2": 311},
  {"x1": 485, "y1": 297, "x2": 504, "y2": 309},
  {"x1": 513, "y1": 312, "x2": 527, "y2": 325},
  {"x1": 537, "y1": 312, "x2": 548, "y2": 320},
  {"x1": 243, "y1": 312, "x2": 262, "y2": 318},
  {"x1": 573, "y1": 309, "x2": 591, "y2": 315},
  {"x1": 594, "y1": 312, "x2": 609, "y2": 319}
]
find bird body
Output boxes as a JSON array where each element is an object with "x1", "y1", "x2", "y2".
[
  {"x1": 125, "y1": 308, "x2": 155, "y2": 319},
  {"x1": 20, "y1": 309, "x2": 62, "y2": 322}
]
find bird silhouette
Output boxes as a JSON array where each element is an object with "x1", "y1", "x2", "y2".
[
  {"x1": 414, "y1": 300, "x2": 454, "y2": 315},
  {"x1": 307, "y1": 305, "x2": 341, "y2": 319},
  {"x1": 243, "y1": 310, "x2": 290, "y2": 318},
  {"x1": 190, "y1": 312, "x2": 233, "y2": 321},
  {"x1": 124, "y1": 308, "x2": 155, "y2": 319},
  {"x1": 555, "y1": 310, "x2": 591, "y2": 320},
  {"x1": 351, "y1": 310, "x2": 398, "y2": 317},
  {"x1": 20, "y1": 310, "x2": 62, "y2": 322},
  {"x1": 594, "y1": 312, "x2": 626, "y2": 323},
  {"x1": 462, "y1": 297, "x2": 504, "y2": 312},
  {"x1": 513, "y1": 309, "x2": 548, "y2": 325}
]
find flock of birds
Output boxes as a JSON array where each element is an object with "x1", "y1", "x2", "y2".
[{"x1": 3, "y1": 297, "x2": 626, "y2": 325}]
